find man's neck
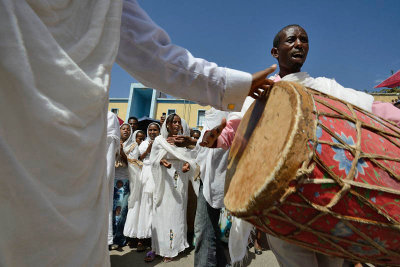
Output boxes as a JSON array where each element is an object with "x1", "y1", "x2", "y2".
[{"x1": 278, "y1": 66, "x2": 302, "y2": 78}]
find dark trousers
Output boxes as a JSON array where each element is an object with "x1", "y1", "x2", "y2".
[{"x1": 194, "y1": 182, "x2": 228, "y2": 267}]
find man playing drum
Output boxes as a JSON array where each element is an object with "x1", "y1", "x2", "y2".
[{"x1": 201, "y1": 24, "x2": 400, "y2": 267}]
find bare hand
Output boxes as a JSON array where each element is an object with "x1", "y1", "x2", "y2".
[
  {"x1": 248, "y1": 64, "x2": 277, "y2": 99},
  {"x1": 167, "y1": 135, "x2": 196, "y2": 147},
  {"x1": 160, "y1": 159, "x2": 172, "y2": 168},
  {"x1": 199, "y1": 118, "x2": 227, "y2": 148},
  {"x1": 182, "y1": 162, "x2": 190, "y2": 173}
]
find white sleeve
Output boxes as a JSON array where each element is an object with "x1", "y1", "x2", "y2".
[{"x1": 117, "y1": 0, "x2": 251, "y2": 111}]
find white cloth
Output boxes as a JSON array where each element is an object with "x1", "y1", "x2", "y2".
[
  {"x1": 107, "y1": 112, "x2": 121, "y2": 245},
  {"x1": 150, "y1": 116, "x2": 196, "y2": 257},
  {"x1": 123, "y1": 129, "x2": 142, "y2": 208},
  {"x1": 277, "y1": 72, "x2": 374, "y2": 112},
  {"x1": 0, "y1": 0, "x2": 252, "y2": 266},
  {"x1": 0, "y1": 1, "x2": 122, "y2": 266},
  {"x1": 124, "y1": 125, "x2": 158, "y2": 239},
  {"x1": 195, "y1": 108, "x2": 230, "y2": 209}
]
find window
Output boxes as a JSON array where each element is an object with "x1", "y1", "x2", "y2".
[
  {"x1": 111, "y1": 108, "x2": 119, "y2": 115},
  {"x1": 167, "y1": 109, "x2": 176, "y2": 115},
  {"x1": 197, "y1": 110, "x2": 206, "y2": 127}
]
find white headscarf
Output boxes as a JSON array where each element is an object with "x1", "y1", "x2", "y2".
[
  {"x1": 139, "y1": 122, "x2": 161, "y2": 165},
  {"x1": 150, "y1": 114, "x2": 197, "y2": 206},
  {"x1": 160, "y1": 113, "x2": 190, "y2": 138},
  {"x1": 146, "y1": 122, "x2": 162, "y2": 141}
]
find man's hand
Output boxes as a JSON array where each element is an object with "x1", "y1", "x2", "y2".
[
  {"x1": 199, "y1": 118, "x2": 227, "y2": 148},
  {"x1": 248, "y1": 64, "x2": 277, "y2": 99},
  {"x1": 167, "y1": 136, "x2": 197, "y2": 147}
]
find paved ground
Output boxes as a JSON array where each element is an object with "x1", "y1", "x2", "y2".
[{"x1": 110, "y1": 244, "x2": 280, "y2": 267}]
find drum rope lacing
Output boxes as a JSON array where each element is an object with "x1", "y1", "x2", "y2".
[{"x1": 243, "y1": 87, "x2": 400, "y2": 265}]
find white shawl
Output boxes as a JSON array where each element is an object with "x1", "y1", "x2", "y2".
[{"x1": 280, "y1": 72, "x2": 374, "y2": 112}]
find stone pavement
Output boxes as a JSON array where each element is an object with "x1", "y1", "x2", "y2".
[{"x1": 110, "y1": 245, "x2": 280, "y2": 267}]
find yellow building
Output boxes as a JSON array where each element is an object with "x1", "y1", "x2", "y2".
[
  {"x1": 108, "y1": 98, "x2": 129, "y2": 120},
  {"x1": 110, "y1": 83, "x2": 400, "y2": 130},
  {"x1": 108, "y1": 83, "x2": 211, "y2": 129},
  {"x1": 155, "y1": 99, "x2": 211, "y2": 129},
  {"x1": 371, "y1": 93, "x2": 400, "y2": 103}
]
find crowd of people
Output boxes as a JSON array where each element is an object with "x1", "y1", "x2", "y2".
[
  {"x1": 107, "y1": 24, "x2": 400, "y2": 267},
  {"x1": 2, "y1": 0, "x2": 399, "y2": 266},
  {"x1": 107, "y1": 112, "x2": 244, "y2": 265}
]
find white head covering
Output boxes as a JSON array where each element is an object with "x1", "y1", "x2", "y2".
[
  {"x1": 139, "y1": 122, "x2": 161, "y2": 166},
  {"x1": 160, "y1": 113, "x2": 189, "y2": 138},
  {"x1": 146, "y1": 122, "x2": 161, "y2": 141}
]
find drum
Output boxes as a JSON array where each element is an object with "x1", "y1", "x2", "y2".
[{"x1": 224, "y1": 81, "x2": 400, "y2": 265}]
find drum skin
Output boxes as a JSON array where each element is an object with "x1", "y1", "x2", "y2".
[{"x1": 224, "y1": 81, "x2": 400, "y2": 265}]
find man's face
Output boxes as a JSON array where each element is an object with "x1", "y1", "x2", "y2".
[
  {"x1": 272, "y1": 26, "x2": 309, "y2": 73},
  {"x1": 128, "y1": 119, "x2": 138, "y2": 131}
]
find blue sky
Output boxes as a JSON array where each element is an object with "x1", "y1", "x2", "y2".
[{"x1": 110, "y1": 0, "x2": 400, "y2": 98}]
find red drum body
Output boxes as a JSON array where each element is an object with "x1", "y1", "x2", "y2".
[{"x1": 224, "y1": 81, "x2": 400, "y2": 265}]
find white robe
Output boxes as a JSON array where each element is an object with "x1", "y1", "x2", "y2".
[
  {"x1": 123, "y1": 130, "x2": 145, "y2": 238},
  {"x1": 0, "y1": 0, "x2": 251, "y2": 266}
]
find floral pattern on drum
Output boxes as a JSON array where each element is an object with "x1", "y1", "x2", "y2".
[
  {"x1": 255, "y1": 91, "x2": 400, "y2": 266},
  {"x1": 331, "y1": 132, "x2": 368, "y2": 178}
]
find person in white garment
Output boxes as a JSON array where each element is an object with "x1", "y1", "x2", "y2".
[
  {"x1": 106, "y1": 112, "x2": 121, "y2": 249},
  {"x1": 193, "y1": 108, "x2": 231, "y2": 267},
  {"x1": 149, "y1": 114, "x2": 197, "y2": 263},
  {"x1": 128, "y1": 123, "x2": 160, "y2": 253},
  {"x1": 200, "y1": 24, "x2": 400, "y2": 267},
  {"x1": 0, "y1": 0, "x2": 278, "y2": 265},
  {"x1": 122, "y1": 129, "x2": 146, "y2": 246}
]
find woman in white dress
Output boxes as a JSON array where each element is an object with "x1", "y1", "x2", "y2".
[
  {"x1": 150, "y1": 114, "x2": 198, "y2": 262},
  {"x1": 123, "y1": 130, "x2": 146, "y2": 244},
  {"x1": 131, "y1": 123, "x2": 161, "y2": 252}
]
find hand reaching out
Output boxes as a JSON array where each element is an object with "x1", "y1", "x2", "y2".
[
  {"x1": 167, "y1": 135, "x2": 197, "y2": 147},
  {"x1": 248, "y1": 64, "x2": 277, "y2": 99},
  {"x1": 199, "y1": 118, "x2": 227, "y2": 148}
]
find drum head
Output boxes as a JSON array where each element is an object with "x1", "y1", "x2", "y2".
[{"x1": 224, "y1": 81, "x2": 315, "y2": 218}]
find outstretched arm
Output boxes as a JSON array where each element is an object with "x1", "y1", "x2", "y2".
[{"x1": 118, "y1": 0, "x2": 276, "y2": 111}]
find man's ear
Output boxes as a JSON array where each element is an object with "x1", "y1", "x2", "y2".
[{"x1": 271, "y1": 47, "x2": 279, "y2": 59}]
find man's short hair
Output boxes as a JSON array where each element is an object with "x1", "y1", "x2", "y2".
[
  {"x1": 273, "y1": 24, "x2": 305, "y2": 48},
  {"x1": 128, "y1": 116, "x2": 138, "y2": 122}
]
